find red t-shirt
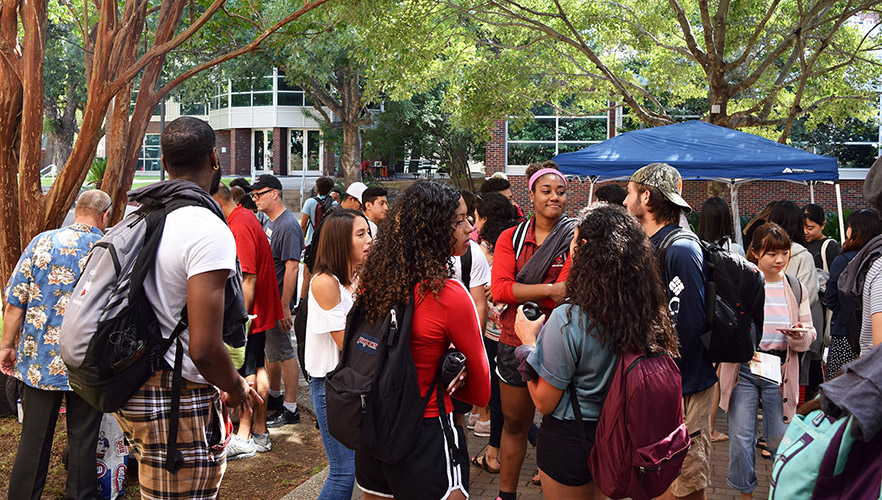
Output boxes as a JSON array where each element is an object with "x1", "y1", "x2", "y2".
[
  {"x1": 411, "y1": 280, "x2": 491, "y2": 418},
  {"x1": 491, "y1": 219, "x2": 571, "y2": 347},
  {"x1": 227, "y1": 206, "x2": 283, "y2": 334}
]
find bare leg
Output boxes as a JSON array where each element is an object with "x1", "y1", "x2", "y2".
[
  {"x1": 267, "y1": 360, "x2": 282, "y2": 394},
  {"x1": 251, "y1": 367, "x2": 269, "y2": 434},
  {"x1": 280, "y1": 357, "x2": 299, "y2": 402},
  {"x1": 538, "y1": 470, "x2": 600, "y2": 500},
  {"x1": 498, "y1": 382, "x2": 535, "y2": 493}
]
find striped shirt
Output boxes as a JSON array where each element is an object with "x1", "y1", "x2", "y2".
[
  {"x1": 761, "y1": 279, "x2": 790, "y2": 351},
  {"x1": 860, "y1": 257, "x2": 882, "y2": 355}
]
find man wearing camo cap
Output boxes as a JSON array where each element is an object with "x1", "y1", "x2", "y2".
[{"x1": 624, "y1": 162, "x2": 716, "y2": 500}]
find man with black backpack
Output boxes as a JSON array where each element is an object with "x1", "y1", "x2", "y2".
[
  {"x1": 625, "y1": 163, "x2": 717, "y2": 500},
  {"x1": 300, "y1": 176, "x2": 336, "y2": 246},
  {"x1": 1, "y1": 189, "x2": 111, "y2": 500},
  {"x1": 112, "y1": 117, "x2": 258, "y2": 499}
]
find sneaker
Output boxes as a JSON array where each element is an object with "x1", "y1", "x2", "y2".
[
  {"x1": 467, "y1": 413, "x2": 478, "y2": 430},
  {"x1": 251, "y1": 432, "x2": 272, "y2": 452},
  {"x1": 267, "y1": 394, "x2": 284, "y2": 413},
  {"x1": 474, "y1": 419, "x2": 491, "y2": 437},
  {"x1": 267, "y1": 406, "x2": 301, "y2": 428},
  {"x1": 225, "y1": 435, "x2": 256, "y2": 461}
]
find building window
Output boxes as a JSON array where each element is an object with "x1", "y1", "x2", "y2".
[
  {"x1": 138, "y1": 134, "x2": 161, "y2": 171},
  {"x1": 506, "y1": 112, "x2": 607, "y2": 167}
]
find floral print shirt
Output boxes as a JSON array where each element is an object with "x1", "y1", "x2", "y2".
[{"x1": 5, "y1": 223, "x2": 102, "y2": 390}]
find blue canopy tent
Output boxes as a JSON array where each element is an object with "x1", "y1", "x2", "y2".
[{"x1": 552, "y1": 121, "x2": 842, "y2": 244}]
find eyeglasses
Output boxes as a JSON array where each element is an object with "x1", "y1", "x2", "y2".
[{"x1": 251, "y1": 189, "x2": 273, "y2": 200}]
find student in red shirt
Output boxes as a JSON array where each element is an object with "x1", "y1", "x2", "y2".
[
  {"x1": 490, "y1": 161, "x2": 574, "y2": 500},
  {"x1": 213, "y1": 184, "x2": 283, "y2": 459},
  {"x1": 354, "y1": 180, "x2": 491, "y2": 500}
]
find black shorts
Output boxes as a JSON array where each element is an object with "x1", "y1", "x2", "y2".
[
  {"x1": 355, "y1": 413, "x2": 469, "y2": 499},
  {"x1": 496, "y1": 343, "x2": 526, "y2": 388},
  {"x1": 238, "y1": 331, "x2": 267, "y2": 378},
  {"x1": 536, "y1": 414, "x2": 597, "y2": 486}
]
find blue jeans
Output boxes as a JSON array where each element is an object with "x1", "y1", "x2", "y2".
[
  {"x1": 727, "y1": 363, "x2": 786, "y2": 494},
  {"x1": 310, "y1": 377, "x2": 355, "y2": 499}
]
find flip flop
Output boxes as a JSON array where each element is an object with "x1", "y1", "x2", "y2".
[
  {"x1": 761, "y1": 448, "x2": 773, "y2": 460},
  {"x1": 532, "y1": 470, "x2": 541, "y2": 486},
  {"x1": 471, "y1": 454, "x2": 500, "y2": 474},
  {"x1": 711, "y1": 430, "x2": 729, "y2": 442}
]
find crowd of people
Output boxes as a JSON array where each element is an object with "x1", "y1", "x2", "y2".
[{"x1": 2, "y1": 116, "x2": 882, "y2": 500}]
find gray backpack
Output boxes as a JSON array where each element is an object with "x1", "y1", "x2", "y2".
[{"x1": 60, "y1": 199, "x2": 194, "y2": 473}]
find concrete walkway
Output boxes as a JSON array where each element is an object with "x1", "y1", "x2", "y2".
[{"x1": 284, "y1": 407, "x2": 773, "y2": 500}]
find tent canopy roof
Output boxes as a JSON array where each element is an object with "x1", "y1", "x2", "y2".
[{"x1": 552, "y1": 121, "x2": 838, "y2": 182}]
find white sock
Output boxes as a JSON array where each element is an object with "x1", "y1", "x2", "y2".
[
  {"x1": 283, "y1": 401, "x2": 298, "y2": 413},
  {"x1": 269, "y1": 389, "x2": 282, "y2": 398}
]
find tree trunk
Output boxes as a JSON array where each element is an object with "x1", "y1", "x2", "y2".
[
  {"x1": 0, "y1": 81, "x2": 22, "y2": 290},
  {"x1": 341, "y1": 124, "x2": 362, "y2": 186}
]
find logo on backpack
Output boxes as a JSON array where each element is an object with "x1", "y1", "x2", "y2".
[{"x1": 355, "y1": 333, "x2": 379, "y2": 355}]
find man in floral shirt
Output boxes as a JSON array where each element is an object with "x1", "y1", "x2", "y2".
[{"x1": 1, "y1": 189, "x2": 111, "y2": 500}]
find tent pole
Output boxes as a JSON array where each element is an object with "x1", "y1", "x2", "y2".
[
  {"x1": 588, "y1": 178, "x2": 596, "y2": 204},
  {"x1": 810, "y1": 182, "x2": 815, "y2": 204},
  {"x1": 731, "y1": 182, "x2": 743, "y2": 246},
  {"x1": 835, "y1": 182, "x2": 845, "y2": 245}
]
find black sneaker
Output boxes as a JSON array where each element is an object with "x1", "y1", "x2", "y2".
[
  {"x1": 266, "y1": 406, "x2": 301, "y2": 428},
  {"x1": 267, "y1": 394, "x2": 284, "y2": 413}
]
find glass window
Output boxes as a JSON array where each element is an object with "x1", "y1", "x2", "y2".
[
  {"x1": 138, "y1": 135, "x2": 162, "y2": 171},
  {"x1": 509, "y1": 118, "x2": 556, "y2": 142},
  {"x1": 145, "y1": 134, "x2": 160, "y2": 146},
  {"x1": 251, "y1": 76, "x2": 273, "y2": 92},
  {"x1": 253, "y1": 93, "x2": 273, "y2": 106},
  {"x1": 277, "y1": 77, "x2": 300, "y2": 92},
  {"x1": 558, "y1": 143, "x2": 589, "y2": 154},
  {"x1": 290, "y1": 130, "x2": 304, "y2": 171},
  {"x1": 507, "y1": 143, "x2": 556, "y2": 166},
  {"x1": 559, "y1": 118, "x2": 606, "y2": 142},
  {"x1": 278, "y1": 92, "x2": 303, "y2": 106},
  {"x1": 231, "y1": 94, "x2": 251, "y2": 107}
]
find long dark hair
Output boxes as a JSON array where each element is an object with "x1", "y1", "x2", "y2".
[
  {"x1": 769, "y1": 200, "x2": 808, "y2": 246},
  {"x1": 355, "y1": 180, "x2": 461, "y2": 321},
  {"x1": 843, "y1": 209, "x2": 882, "y2": 253},
  {"x1": 313, "y1": 209, "x2": 366, "y2": 288},
  {"x1": 564, "y1": 205, "x2": 678, "y2": 357},
  {"x1": 697, "y1": 197, "x2": 734, "y2": 242},
  {"x1": 477, "y1": 192, "x2": 518, "y2": 249}
]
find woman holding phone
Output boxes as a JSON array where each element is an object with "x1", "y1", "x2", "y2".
[{"x1": 719, "y1": 222, "x2": 816, "y2": 499}]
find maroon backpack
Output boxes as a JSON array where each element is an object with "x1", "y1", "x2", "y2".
[{"x1": 572, "y1": 351, "x2": 690, "y2": 500}]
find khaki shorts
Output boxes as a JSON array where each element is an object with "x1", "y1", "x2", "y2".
[{"x1": 669, "y1": 385, "x2": 713, "y2": 497}]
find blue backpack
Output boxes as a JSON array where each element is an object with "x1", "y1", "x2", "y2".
[{"x1": 770, "y1": 410, "x2": 882, "y2": 499}]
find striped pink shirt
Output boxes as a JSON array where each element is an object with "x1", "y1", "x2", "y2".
[{"x1": 761, "y1": 279, "x2": 790, "y2": 351}]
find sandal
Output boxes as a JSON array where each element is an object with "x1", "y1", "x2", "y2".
[
  {"x1": 757, "y1": 438, "x2": 767, "y2": 450},
  {"x1": 532, "y1": 470, "x2": 541, "y2": 486},
  {"x1": 471, "y1": 454, "x2": 500, "y2": 474},
  {"x1": 711, "y1": 430, "x2": 729, "y2": 442},
  {"x1": 761, "y1": 448, "x2": 773, "y2": 460}
]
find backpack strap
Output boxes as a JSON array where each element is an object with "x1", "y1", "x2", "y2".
[
  {"x1": 461, "y1": 246, "x2": 472, "y2": 290},
  {"x1": 434, "y1": 365, "x2": 464, "y2": 467},
  {"x1": 785, "y1": 274, "x2": 803, "y2": 305},
  {"x1": 512, "y1": 221, "x2": 530, "y2": 261},
  {"x1": 161, "y1": 306, "x2": 189, "y2": 474},
  {"x1": 821, "y1": 238, "x2": 832, "y2": 273}
]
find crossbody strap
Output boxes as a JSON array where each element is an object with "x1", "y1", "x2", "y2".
[{"x1": 821, "y1": 238, "x2": 832, "y2": 273}]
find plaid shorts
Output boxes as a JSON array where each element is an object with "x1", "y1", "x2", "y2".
[{"x1": 115, "y1": 371, "x2": 227, "y2": 500}]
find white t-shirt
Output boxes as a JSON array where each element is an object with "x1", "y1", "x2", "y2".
[
  {"x1": 367, "y1": 218, "x2": 378, "y2": 239},
  {"x1": 452, "y1": 240, "x2": 491, "y2": 289},
  {"x1": 143, "y1": 206, "x2": 237, "y2": 384},
  {"x1": 861, "y1": 257, "x2": 882, "y2": 356},
  {"x1": 305, "y1": 275, "x2": 355, "y2": 378}
]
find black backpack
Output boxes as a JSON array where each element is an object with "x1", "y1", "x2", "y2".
[
  {"x1": 324, "y1": 292, "x2": 456, "y2": 463},
  {"x1": 660, "y1": 230, "x2": 765, "y2": 363}
]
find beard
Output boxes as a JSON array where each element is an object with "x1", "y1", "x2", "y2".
[{"x1": 208, "y1": 167, "x2": 222, "y2": 195}]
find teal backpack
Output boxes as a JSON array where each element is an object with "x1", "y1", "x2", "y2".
[{"x1": 770, "y1": 410, "x2": 882, "y2": 499}]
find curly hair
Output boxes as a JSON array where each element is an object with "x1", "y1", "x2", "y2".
[
  {"x1": 355, "y1": 180, "x2": 462, "y2": 321},
  {"x1": 564, "y1": 205, "x2": 678, "y2": 357},
  {"x1": 477, "y1": 191, "x2": 518, "y2": 248}
]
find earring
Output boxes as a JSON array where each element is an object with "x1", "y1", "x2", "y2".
[{"x1": 213, "y1": 164, "x2": 220, "y2": 170}]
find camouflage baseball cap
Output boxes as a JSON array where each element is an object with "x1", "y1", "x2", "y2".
[{"x1": 630, "y1": 162, "x2": 691, "y2": 212}]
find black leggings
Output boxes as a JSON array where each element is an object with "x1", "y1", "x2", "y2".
[{"x1": 484, "y1": 337, "x2": 504, "y2": 448}]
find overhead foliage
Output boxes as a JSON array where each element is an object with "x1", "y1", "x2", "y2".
[{"x1": 356, "y1": 0, "x2": 882, "y2": 142}]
